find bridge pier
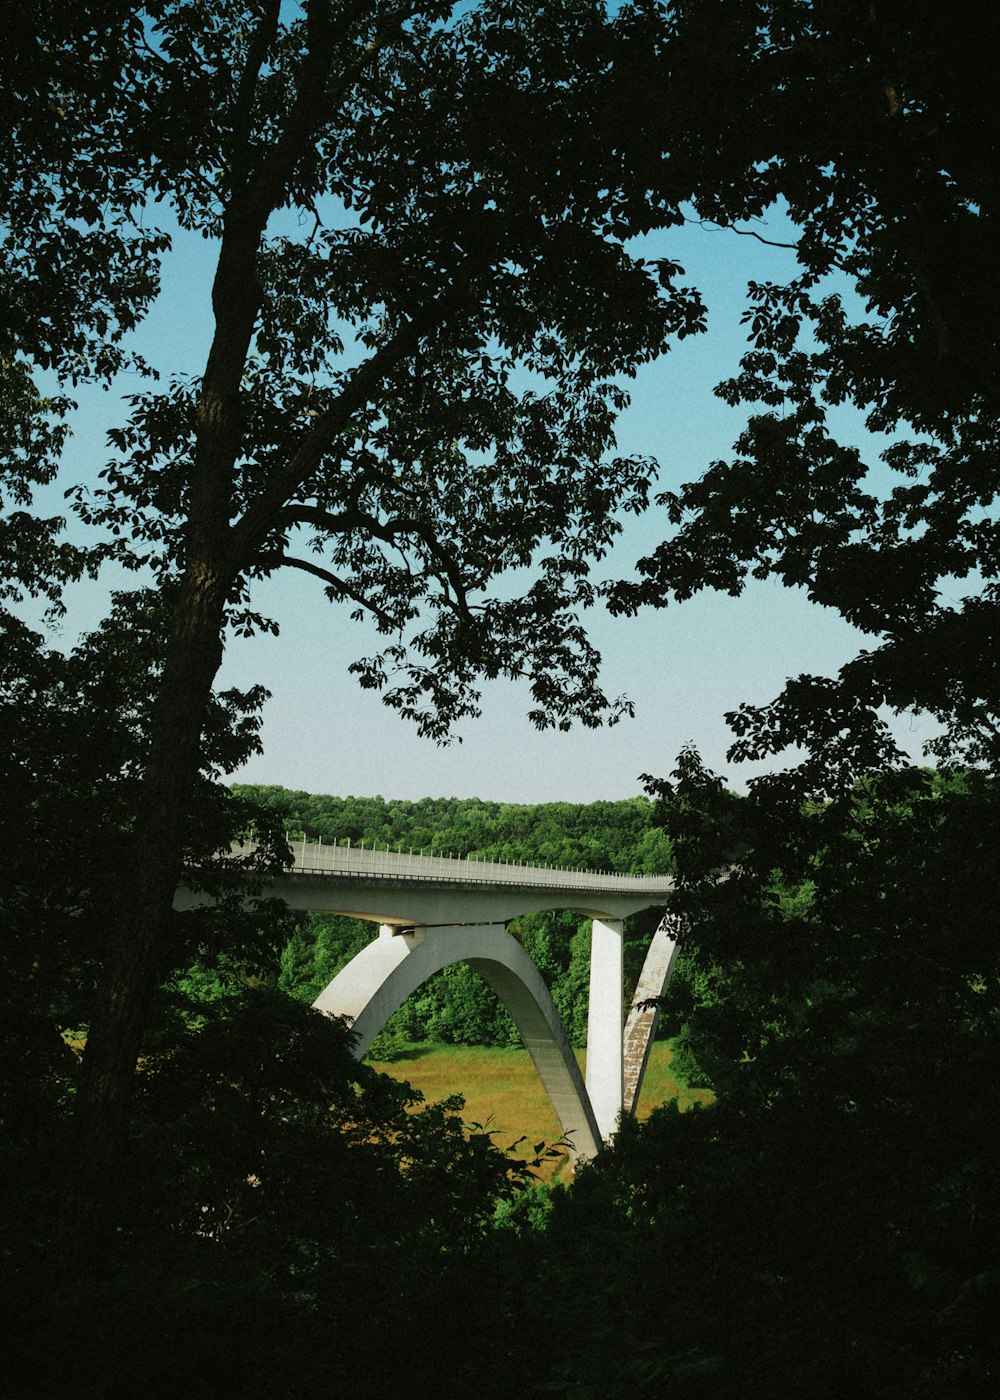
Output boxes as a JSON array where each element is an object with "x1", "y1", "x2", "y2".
[
  {"x1": 586, "y1": 917, "x2": 624, "y2": 1141},
  {"x1": 623, "y1": 913, "x2": 683, "y2": 1115}
]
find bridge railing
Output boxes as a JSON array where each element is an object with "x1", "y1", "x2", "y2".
[{"x1": 269, "y1": 838, "x2": 675, "y2": 897}]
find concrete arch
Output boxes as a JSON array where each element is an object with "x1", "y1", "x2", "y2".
[{"x1": 313, "y1": 923, "x2": 602, "y2": 1161}]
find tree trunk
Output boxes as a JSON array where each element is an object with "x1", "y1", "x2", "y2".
[
  {"x1": 74, "y1": 555, "x2": 231, "y2": 1198},
  {"x1": 70, "y1": 0, "x2": 351, "y2": 1219}
]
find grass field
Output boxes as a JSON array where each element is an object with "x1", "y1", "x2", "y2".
[{"x1": 368, "y1": 1041, "x2": 712, "y2": 1183}]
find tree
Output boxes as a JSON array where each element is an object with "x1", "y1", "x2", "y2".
[
  {"x1": 2, "y1": 2, "x2": 705, "y2": 1178},
  {"x1": 607, "y1": 0, "x2": 1000, "y2": 793},
  {"x1": 0, "y1": 593, "x2": 293, "y2": 1195},
  {"x1": 547, "y1": 15, "x2": 1000, "y2": 1380},
  {"x1": 4, "y1": 990, "x2": 543, "y2": 1400},
  {"x1": 1, "y1": 2, "x2": 174, "y2": 611},
  {"x1": 559, "y1": 755, "x2": 999, "y2": 1398},
  {"x1": 453, "y1": 759, "x2": 999, "y2": 1400}
]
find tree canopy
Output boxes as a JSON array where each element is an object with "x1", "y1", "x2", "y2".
[
  {"x1": 608, "y1": 0, "x2": 1000, "y2": 793},
  {"x1": 1, "y1": 0, "x2": 706, "y2": 1168}
]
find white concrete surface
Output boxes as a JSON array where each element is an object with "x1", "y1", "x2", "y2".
[
  {"x1": 174, "y1": 839, "x2": 675, "y2": 926},
  {"x1": 585, "y1": 918, "x2": 625, "y2": 1142},
  {"x1": 313, "y1": 923, "x2": 602, "y2": 1161},
  {"x1": 177, "y1": 842, "x2": 680, "y2": 1156}
]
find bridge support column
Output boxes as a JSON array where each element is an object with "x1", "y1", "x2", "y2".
[
  {"x1": 586, "y1": 916, "x2": 624, "y2": 1143},
  {"x1": 623, "y1": 913, "x2": 683, "y2": 1116}
]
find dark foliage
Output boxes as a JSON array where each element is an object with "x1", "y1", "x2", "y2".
[
  {"x1": 482, "y1": 762, "x2": 1000, "y2": 1399},
  {"x1": 609, "y1": 0, "x2": 1000, "y2": 791}
]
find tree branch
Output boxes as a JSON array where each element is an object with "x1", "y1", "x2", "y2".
[
  {"x1": 278, "y1": 504, "x2": 360, "y2": 535},
  {"x1": 276, "y1": 503, "x2": 478, "y2": 627},
  {"x1": 686, "y1": 215, "x2": 800, "y2": 252},
  {"x1": 227, "y1": 0, "x2": 282, "y2": 193},
  {"x1": 322, "y1": 2, "x2": 427, "y2": 121},
  {"x1": 270, "y1": 553, "x2": 401, "y2": 630},
  {"x1": 248, "y1": 0, "x2": 337, "y2": 210},
  {"x1": 229, "y1": 278, "x2": 474, "y2": 559},
  {"x1": 725, "y1": 226, "x2": 799, "y2": 252}
]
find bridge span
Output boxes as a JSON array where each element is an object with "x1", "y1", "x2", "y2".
[
  {"x1": 252, "y1": 838, "x2": 676, "y2": 925},
  {"x1": 180, "y1": 841, "x2": 683, "y2": 1161}
]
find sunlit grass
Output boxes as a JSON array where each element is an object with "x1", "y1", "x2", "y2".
[{"x1": 367, "y1": 1040, "x2": 712, "y2": 1182}]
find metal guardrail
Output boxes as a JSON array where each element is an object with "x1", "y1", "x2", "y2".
[{"x1": 274, "y1": 838, "x2": 675, "y2": 897}]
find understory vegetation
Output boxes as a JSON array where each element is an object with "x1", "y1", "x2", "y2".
[
  {"x1": 367, "y1": 1040, "x2": 713, "y2": 1182},
  {"x1": 5, "y1": 777, "x2": 998, "y2": 1398}
]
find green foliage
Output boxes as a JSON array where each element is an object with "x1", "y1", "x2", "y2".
[
  {"x1": 9, "y1": 9, "x2": 999, "y2": 1399},
  {"x1": 233, "y1": 784, "x2": 671, "y2": 873},
  {"x1": 406, "y1": 961, "x2": 520, "y2": 1047},
  {"x1": 50, "y1": 0, "x2": 703, "y2": 738},
  {"x1": 4, "y1": 0, "x2": 705, "y2": 1189},
  {"x1": 3, "y1": 989, "x2": 546, "y2": 1400},
  {"x1": 0, "y1": 595, "x2": 295, "y2": 1139},
  {"x1": 418, "y1": 765, "x2": 999, "y2": 1400},
  {"x1": 558, "y1": 755, "x2": 1000, "y2": 1398},
  {"x1": 126, "y1": 991, "x2": 533, "y2": 1254},
  {"x1": 274, "y1": 913, "x2": 372, "y2": 1003},
  {"x1": 492, "y1": 1182, "x2": 558, "y2": 1235}
]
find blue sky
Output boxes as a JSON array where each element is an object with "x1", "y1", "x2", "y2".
[{"x1": 27, "y1": 206, "x2": 931, "y2": 804}]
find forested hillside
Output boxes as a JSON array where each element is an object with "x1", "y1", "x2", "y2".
[
  {"x1": 231, "y1": 784, "x2": 674, "y2": 871},
  {"x1": 229, "y1": 785, "x2": 674, "y2": 1052}
]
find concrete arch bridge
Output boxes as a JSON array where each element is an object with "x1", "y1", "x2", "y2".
[{"x1": 218, "y1": 841, "x2": 683, "y2": 1162}]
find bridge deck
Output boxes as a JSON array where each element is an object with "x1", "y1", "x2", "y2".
[
  {"x1": 281, "y1": 839, "x2": 675, "y2": 898},
  {"x1": 178, "y1": 840, "x2": 674, "y2": 924}
]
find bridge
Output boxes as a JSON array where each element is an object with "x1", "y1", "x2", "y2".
[{"x1": 182, "y1": 840, "x2": 683, "y2": 1161}]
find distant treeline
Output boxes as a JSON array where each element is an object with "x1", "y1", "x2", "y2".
[
  {"x1": 225, "y1": 785, "x2": 675, "y2": 1053},
  {"x1": 230, "y1": 785, "x2": 674, "y2": 873}
]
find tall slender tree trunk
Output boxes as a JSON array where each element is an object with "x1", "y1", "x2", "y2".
[
  {"x1": 75, "y1": 557, "x2": 231, "y2": 1188},
  {"x1": 70, "y1": 0, "x2": 348, "y2": 1216},
  {"x1": 75, "y1": 67, "x2": 273, "y2": 1189}
]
